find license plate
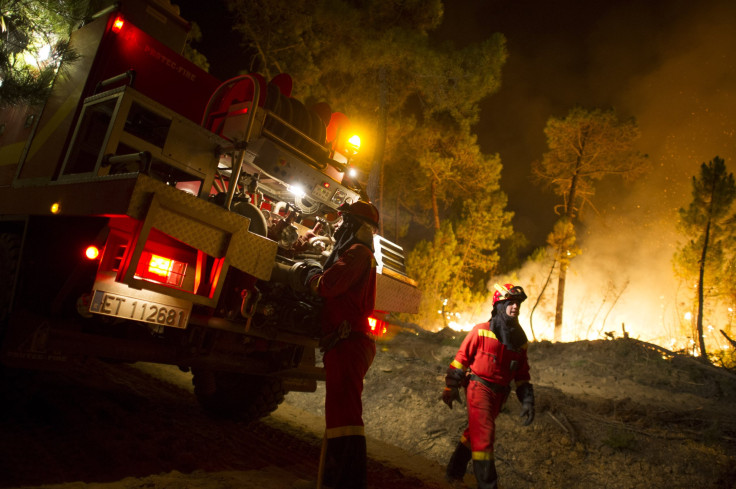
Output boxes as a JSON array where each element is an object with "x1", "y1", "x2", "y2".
[{"x1": 89, "y1": 290, "x2": 189, "y2": 328}]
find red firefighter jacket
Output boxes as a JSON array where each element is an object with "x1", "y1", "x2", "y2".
[
  {"x1": 450, "y1": 322, "x2": 530, "y2": 387},
  {"x1": 314, "y1": 243, "x2": 376, "y2": 336}
]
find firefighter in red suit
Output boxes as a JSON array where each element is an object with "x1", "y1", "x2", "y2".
[
  {"x1": 305, "y1": 200, "x2": 379, "y2": 489},
  {"x1": 442, "y1": 283, "x2": 535, "y2": 489}
]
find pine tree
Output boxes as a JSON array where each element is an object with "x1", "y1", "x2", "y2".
[
  {"x1": 674, "y1": 156, "x2": 736, "y2": 361},
  {"x1": 0, "y1": 0, "x2": 85, "y2": 107},
  {"x1": 532, "y1": 106, "x2": 647, "y2": 341}
]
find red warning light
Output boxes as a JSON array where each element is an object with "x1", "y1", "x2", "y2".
[
  {"x1": 136, "y1": 252, "x2": 187, "y2": 287},
  {"x1": 368, "y1": 316, "x2": 387, "y2": 337},
  {"x1": 112, "y1": 16, "x2": 124, "y2": 33}
]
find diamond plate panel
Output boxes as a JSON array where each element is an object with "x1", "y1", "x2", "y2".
[
  {"x1": 128, "y1": 174, "x2": 277, "y2": 280},
  {"x1": 375, "y1": 272, "x2": 421, "y2": 314},
  {"x1": 152, "y1": 205, "x2": 230, "y2": 257}
]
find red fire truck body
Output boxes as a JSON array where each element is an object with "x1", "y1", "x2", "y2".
[{"x1": 0, "y1": 0, "x2": 420, "y2": 421}]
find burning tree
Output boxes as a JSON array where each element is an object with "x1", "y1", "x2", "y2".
[
  {"x1": 532, "y1": 107, "x2": 647, "y2": 341},
  {"x1": 673, "y1": 156, "x2": 736, "y2": 362}
]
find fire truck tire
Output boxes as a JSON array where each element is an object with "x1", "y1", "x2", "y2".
[
  {"x1": 0, "y1": 233, "x2": 21, "y2": 327},
  {"x1": 191, "y1": 369, "x2": 285, "y2": 423}
]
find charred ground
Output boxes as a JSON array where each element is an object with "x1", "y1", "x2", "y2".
[{"x1": 1, "y1": 333, "x2": 735, "y2": 489}]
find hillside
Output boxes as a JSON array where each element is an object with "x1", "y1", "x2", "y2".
[
  {"x1": 288, "y1": 331, "x2": 736, "y2": 488},
  {"x1": 1, "y1": 332, "x2": 734, "y2": 489}
]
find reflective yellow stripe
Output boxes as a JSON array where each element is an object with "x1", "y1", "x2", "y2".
[
  {"x1": 472, "y1": 451, "x2": 494, "y2": 461},
  {"x1": 450, "y1": 359, "x2": 466, "y2": 370},
  {"x1": 326, "y1": 425, "x2": 365, "y2": 438},
  {"x1": 478, "y1": 329, "x2": 498, "y2": 340}
]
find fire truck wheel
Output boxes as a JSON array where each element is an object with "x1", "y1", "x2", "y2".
[
  {"x1": 191, "y1": 369, "x2": 285, "y2": 423},
  {"x1": 0, "y1": 233, "x2": 21, "y2": 327}
]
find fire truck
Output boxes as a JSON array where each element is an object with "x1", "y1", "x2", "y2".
[{"x1": 0, "y1": 0, "x2": 420, "y2": 421}]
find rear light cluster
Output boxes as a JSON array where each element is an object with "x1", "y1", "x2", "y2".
[
  {"x1": 137, "y1": 252, "x2": 187, "y2": 287},
  {"x1": 89, "y1": 217, "x2": 223, "y2": 304},
  {"x1": 368, "y1": 316, "x2": 387, "y2": 337}
]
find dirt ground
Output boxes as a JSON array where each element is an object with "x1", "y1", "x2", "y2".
[
  {"x1": 1, "y1": 330, "x2": 735, "y2": 489},
  {"x1": 288, "y1": 329, "x2": 736, "y2": 489}
]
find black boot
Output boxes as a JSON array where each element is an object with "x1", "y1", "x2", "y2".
[
  {"x1": 472, "y1": 459, "x2": 499, "y2": 489},
  {"x1": 323, "y1": 435, "x2": 367, "y2": 489},
  {"x1": 445, "y1": 442, "x2": 472, "y2": 482}
]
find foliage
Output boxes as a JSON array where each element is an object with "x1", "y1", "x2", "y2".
[
  {"x1": 673, "y1": 156, "x2": 736, "y2": 358},
  {"x1": 532, "y1": 106, "x2": 647, "y2": 219},
  {"x1": 404, "y1": 221, "x2": 461, "y2": 329},
  {"x1": 453, "y1": 192, "x2": 513, "y2": 285},
  {"x1": 405, "y1": 187, "x2": 513, "y2": 329},
  {"x1": 710, "y1": 347, "x2": 736, "y2": 371},
  {"x1": 182, "y1": 21, "x2": 210, "y2": 72},
  {"x1": 546, "y1": 217, "x2": 580, "y2": 268},
  {"x1": 0, "y1": 0, "x2": 85, "y2": 107},
  {"x1": 225, "y1": 0, "x2": 507, "y2": 218}
]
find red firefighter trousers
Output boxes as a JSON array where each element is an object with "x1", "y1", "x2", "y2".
[
  {"x1": 322, "y1": 335, "x2": 375, "y2": 488},
  {"x1": 462, "y1": 379, "x2": 508, "y2": 458},
  {"x1": 324, "y1": 335, "x2": 375, "y2": 435}
]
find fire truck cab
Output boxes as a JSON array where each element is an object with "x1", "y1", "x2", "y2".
[{"x1": 0, "y1": 0, "x2": 420, "y2": 421}]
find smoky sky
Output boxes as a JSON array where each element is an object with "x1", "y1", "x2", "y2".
[
  {"x1": 439, "y1": 0, "x2": 736, "y2": 250},
  {"x1": 439, "y1": 0, "x2": 735, "y2": 342}
]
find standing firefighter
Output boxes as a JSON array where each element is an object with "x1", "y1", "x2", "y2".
[
  {"x1": 297, "y1": 201, "x2": 380, "y2": 489},
  {"x1": 442, "y1": 283, "x2": 536, "y2": 488}
]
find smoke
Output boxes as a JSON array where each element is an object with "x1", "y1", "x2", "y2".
[
  {"x1": 525, "y1": 0, "x2": 736, "y2": 347},
  {"x1": 445, "y1": 0, "x2": 736, "y2": 348}
]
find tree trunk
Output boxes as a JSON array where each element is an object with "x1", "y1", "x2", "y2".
[
  {"x1": 394, "y1": 196, "x2": 400, "y2": 243},
  {"x1": 530, "y1": 258, "x2": 557, "y2": 342},
  {"x1": 366, "y1": 67, "x2": 387, "y2": 235},
  {"x1": 554, "y1": 263, "x2": 567, "y2": 341},
  {"x1": 696, "y1": 218, "x2": 711, "y2": 362},
  {"x1": 721, "y1": 330, "x2": 736, "y2": 349},
  {"x1": 554, "y1": 161, "x2": 580, "y2": 342},
  {"x1": 431, "y1": 178, "x2": 440, "y2": 230}
]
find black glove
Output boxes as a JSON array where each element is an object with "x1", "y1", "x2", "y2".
[
  {"x1": 442, "y1": 366, "x2": 466, "y2": 409},
  {"x1": 445, "y1": 366, "x2": 465, "y2": 388},
  {"x1": 516, "y1": 382, "x2": 535, "y2": 426},
  {"x1": 302, "y1": 261, "x2": 323, "y2": 288},
  {"x1": 520, "y1": 401, "x2": 535, "y2": 426},
  {"x1": 442, "y1": 386, "x2": 462, "y2": 409}
]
